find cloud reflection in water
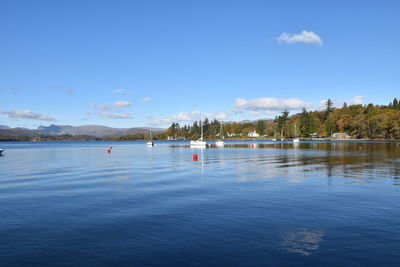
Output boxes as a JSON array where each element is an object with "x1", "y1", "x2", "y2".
[{"x1": 281, "y1": 228, "x2": 324, "y2": 256}]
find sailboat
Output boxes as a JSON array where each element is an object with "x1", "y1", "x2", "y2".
[
  {"x1": 215, "y1": 122, "x2": 224, "y2": 147},
  {"x1": 146, "y1": 128, "x2": 154, "y2": 146},
  {"x1": 293, "y1": 123, "x2": 300, "y2": 143},
  {"x1": 190, "y1": 113, "x2": 206, "y2": 147}
]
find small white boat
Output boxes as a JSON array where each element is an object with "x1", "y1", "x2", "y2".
[
  {"x1": 190, "y1": 140, "x2": 206, "y2": 147},
  {"x1": 146, "y1": 140, "x2": 154, "y2": 146},
  {"x1": 215, "y1": 140, "x2": 224, "y2": 147},
  {"x1": 293, "y1": 123, "x2": 300, "y2": 143},
  {"x1": 215, "y1": 123, "x2": 224, "y2": 147},
  {"x1": 146, "y1": 128, "x2": 154, "y2": 146},
  {"x1": 272, "y1": 139, "x2": 277, "y2": 141},
  {"x1": 0, "y1": 149, "x2": 4, "y2": 154},
  {"x1": 190, "y1": 113, "x2": 206, "y2": 147}
]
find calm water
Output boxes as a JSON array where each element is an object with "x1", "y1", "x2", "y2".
[{"x1": 1, "y1": 141, "x2": 400, "y2": 266}]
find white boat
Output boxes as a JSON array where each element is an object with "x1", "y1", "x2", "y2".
[
  {"x1": 215, "y1": 123, "x2": 224, "y2": 147},
  {"x1": 293, "y1": 123, "x2": 300, "y2": 143},
  {"x1": 272, "y1": 139, "x2": 277, "y2": 141},
  {"x1": 190, "y1": 113, "x2": 206, "y2": 147},
  {"x1": 146, "y1": 128, "x2": 154, "y2": 146},
  {"x1": 0, "y1": 149, "x2": 3, "y2": 154},
  {"x1": 146, "y1": 140, "x2": 154, "y2": 146},
  {"x1": 190, "y1": 140, "x2": 206, "y2": 147}
]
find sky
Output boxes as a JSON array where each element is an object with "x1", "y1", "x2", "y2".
[{"x1": 1, "y1": 0, "x2": 399, "y2": 128}]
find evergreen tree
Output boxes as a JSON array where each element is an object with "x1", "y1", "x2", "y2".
[
  {"x1": 324, "y1": 99, "x2": 333, "y2": 119},
  {"x1": 256, "y1": 120, "x2": 266, "y2": 135},
  {"x1": 326, "y1": 99, "x2": 333, "y2": 112},
  {"x1": 276, "y1": 110, "x2": 289, "y2": 130}
]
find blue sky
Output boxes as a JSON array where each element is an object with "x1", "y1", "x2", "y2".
[{"x1": 1, "y1": 0, "x2": 399, "y2": 128}]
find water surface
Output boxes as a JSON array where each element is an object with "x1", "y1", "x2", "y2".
[{"x1": 0, "y1": 141, "x2": 399, "y2": 266}]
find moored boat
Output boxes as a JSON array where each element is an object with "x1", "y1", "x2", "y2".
[
  {"x1": 146, "y1": 128, "x2": 154, "y2": 146},
  {"x1": 190, "y1": 113, "x2": 206, "y2": 147},
  {"x1": 215, "y1": 122, "x2": 224, "y2": 147},
  {"x1": 293, "y1": 123, "x2": 300, "y2": 143}
]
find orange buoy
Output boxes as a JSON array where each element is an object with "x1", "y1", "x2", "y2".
[{"x1": 193, "y1": 154, "x2": 198, "y2": 161}]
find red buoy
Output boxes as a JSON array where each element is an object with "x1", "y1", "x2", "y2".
[
  {"x1": 107, "y1": 149, "x2": 111, "y2": 153},
  {"x1": 193, "y1": 154, "x2": 198, "y2": 161},
  {"x1": 251, "y1": 144, "x2": 254, "y2": 148}
]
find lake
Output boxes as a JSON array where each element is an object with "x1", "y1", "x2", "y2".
[{"x1": 0, "y1": 141, "x2": 399, "y2": 266}]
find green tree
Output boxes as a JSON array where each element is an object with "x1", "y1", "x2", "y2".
[
  {"x1": 276, "y1": 110, "x2": 289, "y2": 130},
  {"x1": 256, "y1": 120, "x2": 266, "y2": 135}
]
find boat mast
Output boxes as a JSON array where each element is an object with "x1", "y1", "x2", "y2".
[
  {"x1": 200, "y1": 112, "x2": 203, "y2": 141},
  {"x1": 294, "y1": 123, "x2": 297, "y2": 138}
]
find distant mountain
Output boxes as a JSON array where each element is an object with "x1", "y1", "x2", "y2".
[
  {"x1": 0, "y1": 125, "x2": 10, "y2": 129},
  {"x1": 0, "y1": 127, "x2": 36, "y2": 136},
  {"x1": 0, "y1": 124, "x2": 165, "y2": 138}
]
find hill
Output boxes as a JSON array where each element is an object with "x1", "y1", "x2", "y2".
[{"x1": 0, "y1": 124, "x2": 165, "y2": 138}]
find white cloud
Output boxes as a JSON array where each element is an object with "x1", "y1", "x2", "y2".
[
  {"x1": 348, "y1": 96, "x2": 364, "y2": 105},
  {"x1": 235, "y1": 97, "x2": 311, "y2": 113},
  {"x1": 277, "y1": 30, "x2": 323, "y2": 45},
  {"x1": 115, "y1": 100, "x2": 131, "y2": 107},
  {"x1": 142, "y1": 97, "x2": 151, "y2": 102},
  {"x1": 97, "y1": 112, "x2": 132, "y2": 119},
  {"x1": 92, "y1": 100, "x2": 132, "y2": 111},
  {"x1": 151, "y1": 111, "x2": 229, "y2": 126},
  {"x1": 113, "y1": 88, "x2": 126, "y2": 93},
  {"x1": 2, "y1": 109, "x2": 55, "y2": 121}
]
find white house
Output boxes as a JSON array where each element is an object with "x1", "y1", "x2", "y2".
[{"x1": 248, "y1": 131, "x2": 260, "y2": 138}]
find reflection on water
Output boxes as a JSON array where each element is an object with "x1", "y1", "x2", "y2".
[
  {"x1": 197, "y1": 142, "x2": 400, "y2": 183},
  {"x1": 281, "y1": 228, "x2": 324, "y2": 256}
]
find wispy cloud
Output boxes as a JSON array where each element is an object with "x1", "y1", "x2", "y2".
[
  {"x1": 115, "y1": 100, "x2": 131, "y2": 107},
  {"x1": 92, "y1": 100, "x2": 132, "y2": 111},
  {"x1": 2, "y1": 109, "x2": 55, "y2": 121},
  {"x1": 235, "y1": 97, "x2": 311, "y2": 113},
  {"x1": 97, "y1": 112, "x2": 132, "y2": 119},
  {"x1": 151, "y1": 111, "x2": 229, "y2": 126},
  {"x1": 348, "y1": 96, "x2": 364, "y2": 105},
  {"x1": 113, "y1": 88, "x2": 127, "y2": 94},
  {"x1": 277, "y1": 30, "x2": 323, "y2": 45},
  {"x1": 142, "y1": 97, "x2": 151, "y2": 103},
  {"x1": 51, "y1": 86, "x2": 75, "y2": 94}
]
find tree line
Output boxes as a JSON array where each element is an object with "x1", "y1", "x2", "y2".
[{"x1": 163, "y1": 98, "x2": 400, "y2": 140}]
